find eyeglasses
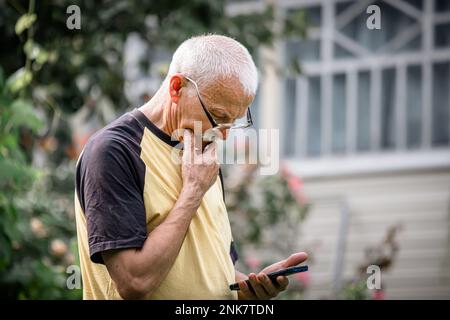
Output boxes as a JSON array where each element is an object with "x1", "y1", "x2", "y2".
[{"x1": 184, "y1": 76, "x2": 253, "y2": 130}]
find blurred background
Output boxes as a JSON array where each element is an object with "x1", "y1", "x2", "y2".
[{"x1": 0, "y1": 0, "x2": 449, "y2": 300}]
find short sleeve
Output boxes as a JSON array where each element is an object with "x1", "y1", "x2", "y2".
[
  {"x1": 77, "y1": 138, "x2": 147, "y2": 264},
  {"x1": 230, "y1": 241, "x2": 238, "y2": 265}
]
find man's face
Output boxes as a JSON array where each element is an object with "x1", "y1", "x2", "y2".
[{"x1": 174, "y1": 75, "x2": 254, "y2": 144}]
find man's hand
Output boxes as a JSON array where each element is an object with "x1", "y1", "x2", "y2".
[
  {"x1": 182, "y1": 129, "x2": 219, "y2": 198},
  {"x1": 236, "y1": 252, "x2": 308, "y2": 300}
]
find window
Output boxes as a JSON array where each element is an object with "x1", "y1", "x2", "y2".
[{"x1": 282, "y1": 0, "x2": 450, "y2": 159}]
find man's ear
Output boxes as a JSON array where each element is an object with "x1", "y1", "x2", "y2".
[{"x1": 169, "y1": 74, "x2": 184, "y2": 104}]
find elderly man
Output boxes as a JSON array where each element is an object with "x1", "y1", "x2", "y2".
[{"x1": 74, "y1": 34, "x2": 307, "y2": 300}]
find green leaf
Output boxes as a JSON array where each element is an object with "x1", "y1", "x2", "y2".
[
  {"x1": 5, "y1": 68, "x2": 32, "y2": 93},
  {"x1": 0, "y1": 158, "x2": 33, "y2": 186},
  {"x1": 10, "y1": 99, "x2": 43, "y2": 132},
  {"x1": 3, "y1": 205, "x2": 21, "y2": 243},
  {"x1": 0, "y1": 134, "x2": 18, "y2": 151},
  {"x1": 24, "y1": 40, "x2": 38, "y2": 59},
  {"x1": 36, "y1": 50, "x2": 49, "y2": 65},
  {"x1": 15, "y1": 14, "x2": 37, "y2": 35},
  {"x1": 0, "y1": 67, "x2": 4, "y2": 90},
  {"x1": 24, "y1": 40, "x2": 48, "y2": 65},
  {"x1": 0, "y1": 232, "x2": 12, "y2": 270}
]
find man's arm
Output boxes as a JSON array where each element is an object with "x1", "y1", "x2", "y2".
[
  {"x1": 102, "y1": 130, "x2": 219, "y2": 299},
  {"x1": 102, "y1": 186, "x2": 202, "y2": 299}
]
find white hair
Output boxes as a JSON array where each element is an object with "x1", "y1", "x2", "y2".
[{"x1": 167, "y1": 34, "x2": 258, "y2": 95}]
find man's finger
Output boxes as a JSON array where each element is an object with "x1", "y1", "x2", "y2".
[
  {"x1": 276, "y1": 276, "x2": 289, "y2": 291},
  {"x1": 258, "y1": 273, "x2": 278, "y2": 298},
  {"x1": 282, "y1": 252, "x2": 308, "y2": 268},
  {"x1": 248, "y1": 273, "x2": 269, "y2": 299},
  {"x1": 261, "y1": 252, "x2": 308, "y2": 274},
  {"x1": 239, "y1": 281, "x2": 256, "y2": 300}
]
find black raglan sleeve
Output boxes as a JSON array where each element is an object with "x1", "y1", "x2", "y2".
[{"x1": 76, "y1": 137, "x2": 147, "y2": 264}]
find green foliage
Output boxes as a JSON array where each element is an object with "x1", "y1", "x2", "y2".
[
  {"x1": 0, "y1": 72, "x2": 41, "y2": 190},
  {"x1": 0, "y1": 0, "x2": 281, "y2": 116},
  {"x1": 225, "y1": 166, "x2": 309, "y2": 248},
  {"x1": 0, "y1": 65, "x2": 81, "y2": 299},
  {"x1": 341, "y1": 280, "x2": 370, "y2": 300},
  {"x1": 284, "y1": 9, "x2": 308, "y2": 38}
]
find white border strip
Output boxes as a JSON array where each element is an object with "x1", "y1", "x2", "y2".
[{"x1": 284, "y1": 149, "x2": 450, "y2": 179}]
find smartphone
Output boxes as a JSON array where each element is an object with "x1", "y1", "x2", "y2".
[{"x1": 229, "y1": 265, "x2": 308, "y2": 291}]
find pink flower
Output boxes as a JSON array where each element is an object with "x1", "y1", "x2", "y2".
[
  {"x1": 245, "y1": 256, "x2": 261, "y2": 270},
  {"x1": 288, "y1": 176, "x2": 302, "y2": 193},
  {"x1": 294, "y1": 270, "x2": 310, "y2": 288},
  {"x1": 286, "y1": 174, "x2": 307, "y2": 203},
  {"x1": 280, "y1": 162, "x2": 308, "y2": 202}
]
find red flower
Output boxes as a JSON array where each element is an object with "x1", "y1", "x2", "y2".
[{"x1": 372, "y1": 289, "x2": 385, "y2": 300}]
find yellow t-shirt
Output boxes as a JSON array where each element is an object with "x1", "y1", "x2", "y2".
[{"x1": 74, "y1": 108, "x2": 238, "y2": 299}]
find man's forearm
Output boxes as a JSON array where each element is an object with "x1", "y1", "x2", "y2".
[{"x1": 103, "y1": 186, "x2": 203, "y2": 299}]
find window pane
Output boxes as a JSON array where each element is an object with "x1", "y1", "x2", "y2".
[
  {"x1": 406, "y1": 65, "x2": 422, "y2": 149},
  {"x1": 436, "y1": 0, "x2": 450, "y2": 12},
  {"x1": 332, "y1": 74, "x2": 347, "y2": 154},
  {"x1": 334, "y1": 43, "x2": 354, "y2": 59},
  {"x1": 340, "y1": 1, "x2": 417, "y2": 52},
  {"x1": 307, "y1": 77, "x2": 321, "y2": 157},
  {"x1": 381, "y1": 68, "x2": 396, "y2": 150},
  {"x1": 285, "y1": 7, "x2": 321, "y2": 63},
  {"x1": 435, "y1": 23, "x2": 450, "y2": 49},
  {"x1": 397, "y1": 35, "x2": 422, "y2": 53},
  {"x1": 357, "y1": 72, "x2": 371, "y2": 151},
  {"x1": 286, "y1": 39, "x2": 321, "y2": 63},
  {"x1": 432, "y1": 63, "x2": 450, "y2": 146},
  {"x1": 404, "y1": 0, "x2": 422, "y2": 10},
  {"x1": 284, "y1": 78, "x2": 297, "y2": 157}
]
